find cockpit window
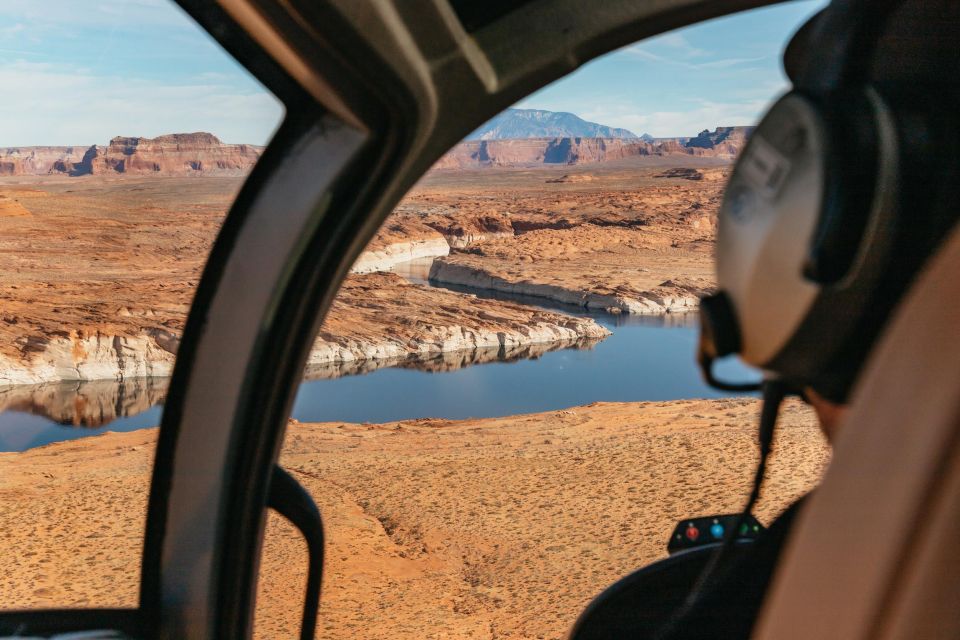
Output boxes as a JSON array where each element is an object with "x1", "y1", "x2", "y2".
[
  {"x1": 0, "y1": 0, "x2": 282, "y2": 609},
  {"x1": 258, "y1": 1, "x2": 829, "y2": 636}
]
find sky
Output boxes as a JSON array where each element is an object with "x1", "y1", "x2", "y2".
[
  {"x1": 0, "y1": 0, "x2": 284, "y2": 146},
  {"x1": 0, "y1": 0, "x2": 824, "y2": 146},
  {"x1": 518, "y1": 0, "x2": 827, "y2": 137}
]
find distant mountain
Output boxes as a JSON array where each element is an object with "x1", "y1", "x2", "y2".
[{"x1": 467, "y1": 108, "x2": 638, "y2": 140}]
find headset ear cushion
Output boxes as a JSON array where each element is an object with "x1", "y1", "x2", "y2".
[{"x1": 803, "y1": 89, "x2": 881, "y2": 285}]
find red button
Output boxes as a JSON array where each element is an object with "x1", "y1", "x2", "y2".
[{"x1": 685, "y1": 525, "x2": 700, "y2": 541}]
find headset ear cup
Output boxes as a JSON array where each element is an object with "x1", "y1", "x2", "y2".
[
  {"x1": 712, "y1": 93, "x2": 827, "y2": 369},
  {"x1": 713, "y1": 86, "x2": 903, "y2": 397},
  {"x1": 802, "y1": 89, "x2": 881, "y2": 285},
  {"x1": 699, "y1": 2, "x2": 959, "y2": 398}
]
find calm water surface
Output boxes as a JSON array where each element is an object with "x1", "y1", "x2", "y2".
[{"x1": 0, "y1": 260, "x2": 757, "y2": 451}]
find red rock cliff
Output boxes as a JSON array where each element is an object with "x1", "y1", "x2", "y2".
[
  {"x1": 0, "y1": 147, "x2": 88, "y2": 175},
  {"x1": 77, "y1": 132, "x2": 263, "y2": 175},
  {"x1": 1, "y1": 133, "x2": 263, "y2": 176}
]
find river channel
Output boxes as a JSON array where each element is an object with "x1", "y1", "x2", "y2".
[{"x1": 0, "y1": 259, "x2": 756, "y2": 451}]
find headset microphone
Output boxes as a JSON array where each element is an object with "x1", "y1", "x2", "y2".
[{"x1": 698, "y1": 0, "x2": 959, "y2": 402}]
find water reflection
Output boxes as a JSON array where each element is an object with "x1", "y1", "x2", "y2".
[
  {"x1": 0, "y1": 377, "x2": 168, "y2": 428},
  {"x1": 304, "y1": 338, "x2": 602, "y2": 380},
  {"x1": 0, "y1": 262, "x2": 755, "y2": 451},
  {"x1": 0, "y1": 378, "x2": 167, "y2": 452}
]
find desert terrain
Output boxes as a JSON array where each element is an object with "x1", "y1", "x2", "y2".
[
  {"x1": 0, "y1": 398, "x2": 828, "y2": 639},
  {"x1": 0, "y1": 128, "x2": 745, "y2": 384},
  {"x1": 0, "y1": 155, "x2": 726, "y2": 384},
  {"x1": 0, "y1": 171, "x2": 608, "y2": 384},
  {"x1": 0, "y1": 124, "x2": 831, "y2": 640}
]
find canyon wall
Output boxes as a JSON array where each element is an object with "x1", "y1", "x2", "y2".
[
  {"x1": 428, "y1": 260, "x2": 708, "y2": 315},
  {"x1": 432, "y1": 126, "x2": 753, "y2": 169},
  {"x1": 1, "y1": 126, "x2": 749, "y2": 177},
  {"x1": 0, "y1": 146, "x2": 88, "y2": 176},
  {"x1": 0, "y1": 273, "x2": 610, "y2": 385}
]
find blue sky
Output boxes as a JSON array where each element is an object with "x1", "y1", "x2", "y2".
[
  {"x1": 0, "y1": 0, "x2": 284, "y2": 146},
  {"x1": 519, "y1": 0, "x2": 826, "y2": 137},
  {"x1": 0, "y1": 0, "x2": 823, "y2": 146}
]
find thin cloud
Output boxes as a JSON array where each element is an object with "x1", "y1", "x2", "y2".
[
  {"x1": 0, "y1": 63, "x2": 283, "y2": 146},
  {"x1": 645, "y1": 32, "x2": 710, "y2": 59},
  {"x1": 0, "y1": 22, "x2": 26, "y2": 36},
  {"x1": 622, "y1": 45, "x2": 768, "y2": 70},
  {"x1": 694, "y1": 56, "x2": 768, "y2": 69}
]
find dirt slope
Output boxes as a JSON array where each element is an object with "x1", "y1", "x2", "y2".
[{"x1": 0, "y1": 399, "x2": 828, "y2": 639}]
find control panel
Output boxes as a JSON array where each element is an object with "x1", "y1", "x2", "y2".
[{"x1": 666, "y1": 513, "x2": 765, "y2": 554}]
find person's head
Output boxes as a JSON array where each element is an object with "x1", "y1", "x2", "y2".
[{"x1": 698, "y1": 0, "x2": 960, "y2": 404}]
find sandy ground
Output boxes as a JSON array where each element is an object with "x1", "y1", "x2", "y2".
[
  {"x1": 0, "y1": 399, "x2": 828, "y2": 639},
  {"x1": 0, "y1": 177, "x2": 234, "y2": 361}
]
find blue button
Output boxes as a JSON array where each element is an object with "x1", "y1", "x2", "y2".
[{"x1": 710, "y1": 523, "x2": 725, "y2": 539}]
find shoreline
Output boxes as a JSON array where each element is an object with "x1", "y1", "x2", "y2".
[
  {"x1": 429, "y1": 259, "x2": 706, "y2": 315},
  {"x1": 0, "y1": 271, "x2": 610, "y2": 386}
]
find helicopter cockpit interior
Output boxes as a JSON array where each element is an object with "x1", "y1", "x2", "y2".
[{"x1": 0, "y1": 0, "x2": 958, "y2": 638}]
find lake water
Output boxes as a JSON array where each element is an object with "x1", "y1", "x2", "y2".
[{"x1": 0, "y1": 260, "x2": 757, "y2": 451}]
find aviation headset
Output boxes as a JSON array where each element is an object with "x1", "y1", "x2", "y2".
[
  {"x1": 698, "y1": 0, "x2": 960, "y2": 403},
  {"x1": 658, "y1": 0, "x2": 960, "y2": 636}
]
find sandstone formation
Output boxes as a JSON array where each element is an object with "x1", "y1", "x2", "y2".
[
  {"x1": 0, "y1": 399, "x2": 828, "y2": 638},
  {"x1": 308, "y1": 272, "x2": 609, "y2": 368},
  {"x1": 350, "y1": 237, "x2": 450, "y2": 273},
  {"x1": 350, "y1": 219, "x2": 451, "y2": 273},
  {"x1": 429, "y1": 225, "x2": 715, "y2": 315},
  {"x1": 685, "y1": 126, "x2": 753, "y2": 155},
  {"x1": 416, "y1": 213, "x2": 514, "y2": 249},
  {"x1": 79, "y1": 132, "x2": 263, "y2": 175},
  {"x1": 433, "y1": 138, "x2": 644, "y2": 169},
  {"x1": 0, "y1": 332, "x2": 178, "y2": 386},
  {"x1": 375, "y1": 163, "x2": 727, "y2": 314},
  {"x1": 1, "y1": 123, "x2": 744, "y2": 177},
  {"x1": 1, "y1": 133, "x2": 263, "y2": 176},
  {"x1": 0, "y1": 146, "x2": 88, "y2": 176},
  {"x1": 0, "y1": 271, "x2": 608, "y2": 385}
]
